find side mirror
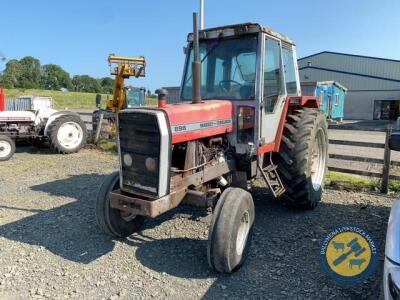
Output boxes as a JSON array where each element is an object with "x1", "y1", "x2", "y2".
[
  {"x1": 95, "y1": 94, "x2": 102, "y2": 108},
  {"x1": 389, "y1": 132, "x2": 400, "y2": 151}
]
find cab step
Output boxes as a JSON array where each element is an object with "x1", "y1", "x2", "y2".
[{"x1": 258, "y1": 163, "x2": 286, "y2": 198}]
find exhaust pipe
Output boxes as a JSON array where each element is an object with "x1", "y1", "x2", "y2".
[
  {"x1": 192, "y1": 12, "x2": 201, "y2": 104},
  {"x1": 155, "y1": 88, "x2": 168, "y2": 108}
]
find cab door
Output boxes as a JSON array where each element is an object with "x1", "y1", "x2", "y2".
[
  {"x1": 260, "y1": 37, "x2": 300, "y2": 144},
  {"x1": 260, "y1": 37, "x2": 286, "y2": 144}
]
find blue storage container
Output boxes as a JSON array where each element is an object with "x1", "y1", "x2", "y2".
[{"x1": 301, "y1": 81, "x2": 347, "y2": 121}]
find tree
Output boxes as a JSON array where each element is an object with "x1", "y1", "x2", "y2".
[
  {"x1": 72, "y1": 75, "x2": 102, "y2": 93},
  {"x1": 18, "y1": 56, "x2": 41, "y2": 89},
  {"x1": 41, "y1": 64, "x2": 73, "y2": 91},
  {"x1": 98, "y1": 77, "x2": 114, "y2": 94},
  {"x1": 0, "y1": 56, "x2": 41, "y2": 89},
  {"x1": 0, "y1": 59, "x2": 23, "y2": 88}
]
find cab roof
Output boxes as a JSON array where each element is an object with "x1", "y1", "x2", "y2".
[{"x1": 188, "y1": 23, "x2": 295, "y2": 46}]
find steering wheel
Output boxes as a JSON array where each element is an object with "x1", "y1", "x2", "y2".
[{"x1": 219, "y1": 80, "x2": 242, "y2": 92}]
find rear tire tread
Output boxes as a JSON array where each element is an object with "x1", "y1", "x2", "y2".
[{"x1": 276, "y1": 108, "x2": 328, "y2": 209}]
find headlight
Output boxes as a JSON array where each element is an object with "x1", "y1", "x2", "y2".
[
  {"x1": 123, "y1": 153, "x2": 133, "y2": 167},
  {"x1": 145, "y1": 157, "x2": 157, "y2": 172},
  {"x1": 237, "y1": 106, "x2": 255, "y2": 144}
]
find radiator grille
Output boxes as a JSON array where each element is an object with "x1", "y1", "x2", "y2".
[{"x1": 118, "y1": 111, "x2": 160, "y2": 198}]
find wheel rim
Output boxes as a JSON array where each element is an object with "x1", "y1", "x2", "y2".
[
  {"x1": 57, "y1": 122, "x2": 83, "y2": 150},
  {"x1": 236, "y1": 210, "x2": 250, "y2": 256},
  {"x1": 310, "y1": 128, "x2": 327, "y2": 190},
  {"x1": 0, "y1": 140, "x2": 12, "y2": 158},
  {"x1": 120, "y1": 211, "x2": 138, "y2": 222}
]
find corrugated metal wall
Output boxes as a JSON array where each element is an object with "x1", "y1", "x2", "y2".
[
  {"x1": 298, "y1": 52, "x2": 400, "y2": 82},
  {"x1": 298, "y1": 52, "x2": 400, "y2": 120},
  {"x1": 299, "y1": 68, "x2": 400, "y2": 90},
  {"x1": 163, "y1": 87, "x2": 181, "y2": 104},
  {"x1": 345, "y1": 91, "x2": 400, "y2": 120},
  {"x1": 300, "y1": 84, "x2": 316, "y2": 97}
]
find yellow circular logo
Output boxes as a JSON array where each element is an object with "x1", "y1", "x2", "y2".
[{"x1": 320, "y1": 226, "x2": 377, "y2": 282}]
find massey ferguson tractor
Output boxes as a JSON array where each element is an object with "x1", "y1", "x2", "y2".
[{"x1": 96, "y1": 14, "x2": 328, "y2": 273}]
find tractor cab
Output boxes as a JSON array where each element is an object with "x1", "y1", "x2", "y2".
[
  {"x1": 180, "y1": 23, "x2": 302, "y2": 151},
  {"x1": 125, "y1": 87, "x2": 146, "y2": 108}
]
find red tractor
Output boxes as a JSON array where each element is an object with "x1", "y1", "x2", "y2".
[{"x1": 96, "y1": 14, "x2": 328, "y2": 273}]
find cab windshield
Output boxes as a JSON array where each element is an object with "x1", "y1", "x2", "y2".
[
  {"x1": 126, "y1": 88, "x2": 145, "y2": 108},
  {"x1": 182, "y1": 35, "x2": 258, "y2": 101}
]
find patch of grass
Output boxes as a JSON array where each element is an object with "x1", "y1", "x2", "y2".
[
  {"x1": 4, "y1": 88, "x2": 108, "y2": 109},
  {"x1": 4, "y1": 88, "x2": 158, "y2": 110},
  {"x1": 389, "y1": 180, "x2": 400, "y2": 193},
  {"x1": 325, "y1": 171, "x2": 400, "y2": 193},
  {"x1": 147, "y1": 96, "x2": 157, "y2": 106},
  {"x1": 97, "y1": 139, "x2": 117, "y2": 152},
  {"x1": 325, "y1": 171, "x2": 376, "y2": 192}
]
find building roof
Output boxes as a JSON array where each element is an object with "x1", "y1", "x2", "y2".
[
  {"x1": 299, "y1": 51, "x2": 400, "y2": 63},
  {"x1": 298, "y1": 51, "x2": 400, "y2": 90}
]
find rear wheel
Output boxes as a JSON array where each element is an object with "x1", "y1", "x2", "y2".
[
  {"x1": 95, "y1": 172, "x2": 145, "y2": 238},
  {"x1": 48, "y1": 115, "x2": 87, "y2": 154},
  {"x1": 207, "y1": 187, "x2": 255, "y2": 273},
  {"x1": 0, "y1": 135, "x2": 15, "y2": 161},
  {"x1": 276, "y1": 108, "x2": 328, "y2": 209}
]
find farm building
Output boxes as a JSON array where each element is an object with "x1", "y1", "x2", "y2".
[
  {"x1": 301, "y1": 81, "x2": 347, "y2": 121},
  {"x1": 298, "y1": 51, "x2": 400, "y2": 120}
]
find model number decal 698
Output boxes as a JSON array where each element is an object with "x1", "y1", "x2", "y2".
[{"x1": 172, "y1": 119, "x2": 232, "y2": 134}]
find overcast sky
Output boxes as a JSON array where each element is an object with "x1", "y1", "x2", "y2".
[{"x1": 1, "y1": 0, "x2": 399, "y2": 91}]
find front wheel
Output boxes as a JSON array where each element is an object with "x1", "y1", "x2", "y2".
[
  {"x1": 95, "y1": 172, "x2": 145, "y2": 238},
  {"x1": 48, "y1": 115, "x2": 87, "y2": 154},
  {"x1": 0, "y1": 135, "x2": 15, "y2": 161},
  {"x1": 207, "y1": 187, "x2": 255, "y2": 273}
]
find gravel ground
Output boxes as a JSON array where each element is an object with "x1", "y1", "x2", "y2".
[{"x1": 0, "y1": 147, "x2": 396, "y2": 299}]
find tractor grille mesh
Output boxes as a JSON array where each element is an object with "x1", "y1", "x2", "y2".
[{"x1": 118, "y1": 111, "x2": 160, "y2": 198}]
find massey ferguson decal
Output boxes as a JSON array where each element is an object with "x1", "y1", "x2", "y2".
[{"x1": 171, "y1": 119, "x2": 232, "y2": 134}]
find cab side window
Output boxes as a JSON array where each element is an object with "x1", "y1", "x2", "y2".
[
  {"x1": 263, "y1": 39, "x2": 282, "y2": 113},
  {"x1": 282, "y1": 48, "x2": 298, "y2": 95}
]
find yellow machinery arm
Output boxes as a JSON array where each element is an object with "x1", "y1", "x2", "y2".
[{"x1": 107, "y1": 54, "x2": 146, "y2": 112}]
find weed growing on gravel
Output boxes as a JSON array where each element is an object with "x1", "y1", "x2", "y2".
[
  {"x1": 97, "y1": 139, "x2": 117, "y2": 152},
  {"x1": 326, "y1": 171, "x2": 400, "y2": 193}
]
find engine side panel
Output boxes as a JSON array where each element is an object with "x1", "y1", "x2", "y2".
[{"x1": 161, "y1": 100, "x2": 233, "y2": 144}]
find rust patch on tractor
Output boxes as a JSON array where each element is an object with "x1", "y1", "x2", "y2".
[{"x1": 110, "y1": 188, "x2": 187, "y2": 218}]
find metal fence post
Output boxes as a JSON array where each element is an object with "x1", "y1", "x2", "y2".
[
  {"x1": 381, "y1": 127, "x2": 392, "y2": 194},
  {"x1": 94, "y1": 113, "x2": 104, "y2": 145}
]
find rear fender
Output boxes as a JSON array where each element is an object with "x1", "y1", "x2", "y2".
[
  {"x1": 44, "y1": 111, "x2": 81, "y2": 136},
  {"x1": 288, "y1": 96, "x2": 320, "y2": 109},
  {"x1": 273, "y1": 96, "x2": 319, "y2": 153}
]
